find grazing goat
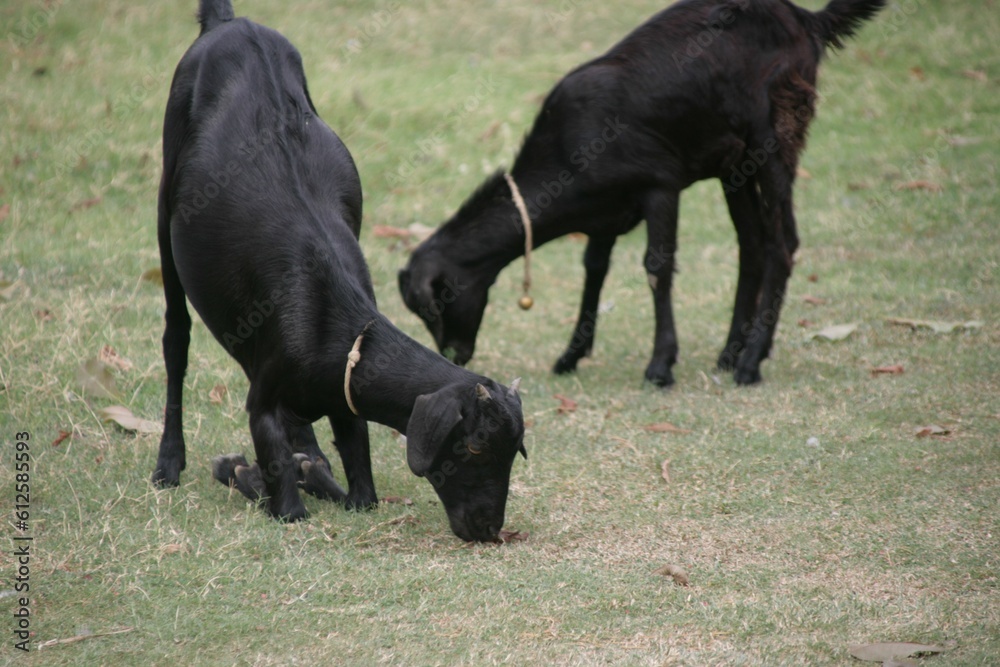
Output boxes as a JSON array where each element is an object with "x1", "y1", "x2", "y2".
[
  {"x1": 400, "y1": 0, "x2": 885, "y2": 386},
  {"x1": 153, "y1": 0, "x2": 526, "y2": 542}
]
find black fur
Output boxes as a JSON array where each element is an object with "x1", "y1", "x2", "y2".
[
  {"x1": 399, "y1": 0, "x2": 884, "y2": 386},
  {"x1": 154, "y1": 0, "x2": 525, "y2": 542}
]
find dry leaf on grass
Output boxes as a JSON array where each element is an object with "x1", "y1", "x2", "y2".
[
  {"x1": 886, "y1": 317, "x2": 983, "y2": 334},
  {"x1": 655, "y1": 564, "x2": 690, "y2": 586},
  {"x1": 0, "y1": 203, "x2": 9, "y2": 223},
  {"x1": 371, "y1": 225, "x2": 413, "y2": 240},
  {"x1": 407, "y1": 223, "x2": 435, "y2": 243},
  {"x1": 498, "y1": 529, "x2": 528, "y2": 543},
  {"x1": 946, "y1": 135, "x2": 983, "y2": 147},
  {"x1": 77, "y1": 359, "x2": 119, "y2": 399},
  {"x1": 98, "y1": 406, "x2": 161, "y2": 434},
  {"x1": 807, "y1": 323, "x2": 858, "y2": 342},
  {"x1": 69, "y1": 196, "x2": 102, "y2": 213},
  {"x1": 553, "y1": 394, "x2": 578, "y2": 414},
  {"x1": 0, "y1": 280, "x2": 17, "y2": 301},
  {"x1": 914, "y1": 425, "x2": 949, "y2": 438},
  {"x1": 52, "y1": 429, "x2": 72, "y2": 446},
  {"x1": 382, "y1": 496, "x2": 414, "y2": 506},
  {"x1": 160, "y1": 543, "x2": 185, "y2": 555},
  {"x1": 797, "y1": 318, "x2": 814, "y2": 328},
  {"x1": 99, "y1": 344, "x2": 133, "y2": 371},
  {"x1": 660, "y1": 459, "x2": 671, "y2": 484},
  {"x1": 140, "y1": 267, "x2": 163, "y2": 286},
  {"x1": 209, "y1": 384, "x2": 227, "y2": 404},
  {"x1": 871, "y1": 364, "x2": 904, "y2": 376},
  {"x1": 894, "y1": 180, "x2": 943, "y2": 193},
  {"x1": 38, "y1": 627, "x2": 134, "y2": 650},
  {"x1": 644, "y1": 422, "x2": 690, "y2": 435},
  {"x1": 961, "y1": 69, "x2": 987, "y2": 82},
  {"x1": 802, "y1": 295, "x2": 827, "y2": 306},
  {"x1": 848, "y1": 642, "x2": 946, "y2": 662},
  {"x1": 479, "y1": 119, "x2": 501, "y2": 141}
]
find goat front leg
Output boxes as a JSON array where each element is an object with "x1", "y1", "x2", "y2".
[
  {"x1": 248, "y1": 409, "x2": 308, "y2": 521},
  {"x1": 642, "y1": 189, "x2": 680, "y2": 387},
  {"x1": 717, "y1": 180, "x2": 765, "y2": 372},
  {"x1": 152, "y1": 214, "x2": 191, "y2": 487},
  {"x1": 331, "y1": 416, "x2": 378, "y2": 511},
  {"x1": 553, "y1": 234, "x2": 617, "y2": 374}
]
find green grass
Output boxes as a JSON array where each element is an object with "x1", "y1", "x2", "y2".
[{"x1": 2, "y1": 0, "x2": 998, "y2": 664}]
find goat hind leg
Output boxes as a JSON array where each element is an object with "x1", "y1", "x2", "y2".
[
  {"x1": 553, "y1": 235, "x2": 617, "y2": 374},
  {"x1": 642, "y1": 189, "x2": 681, "y2": 387},
  {"x1": 717, "y1": 181, "x2": 765, "y2": 371},
  {"x1": 152, "y1": 207, "x2": 192, "y2": 487},
  {"x1": 248, "y1": 409, "x2": 308, "y2": 521},
  {"x1": 732, "y1": 160, "x2": 798, "y2": 385},
  {"x1": 211, "y1": 454, "x2": 269, "y2": 505}
]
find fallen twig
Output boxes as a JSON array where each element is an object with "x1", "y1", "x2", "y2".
[{"x1": 38, "y1": 627, "x2": 134, "y2": 650}]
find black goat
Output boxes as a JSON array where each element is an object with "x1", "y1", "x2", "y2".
[
  {"x1": 153, "y1": 0, "x2": 526, "y2": 542},
  {"x1": 400, "y1": 0, "x2": 884, "y2": 386}
]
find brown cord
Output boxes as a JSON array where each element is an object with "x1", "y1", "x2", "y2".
[
  {"x1": 344, "y1": 320, "x2": 375, "y2": 416},
  {"x1": 504, "y1": 173, "x2": 533, "y2": 304}
]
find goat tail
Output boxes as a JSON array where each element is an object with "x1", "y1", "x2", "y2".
[
  {"x1": 198, "y1": 0, "x2": 235, "y2": 34},
  {"x1": 810, "y1": 0, "x2": 886, "y2": 49}
]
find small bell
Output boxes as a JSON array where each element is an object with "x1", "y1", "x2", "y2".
[{"x1": 518, "y1": 295, "x2": 534, "y2": 310}]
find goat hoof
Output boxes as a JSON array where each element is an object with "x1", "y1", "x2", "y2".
[
  {"x1": 291, "y1": 452, "x2": 311, "y2": 482},
  {"x1": 552, "y1": 354, "x2": 580, "y2": 375},
  {"x1": 299, "y1": 458, "x2": 348, "y2": 503},
  {"x1": 232, "y1": 463, "x2": 268, "y2": 502},
  {"x1": 270, "y1": 498, "x2": 308, "y2": 523},
  {"x1": 733, "y1": 366, "x2": 762, "y2": 386},
  {"x1": 643, "y1": 362, "x2": 675, "y2": 388},
  {"x1": 211, "y1": 453, "x2": 251, "y2": 486},
  {"x1": 151, "y1": 460, "x2": 183, "y2": 487},
  {"x1": 344, "y1": 492, "x2": 378, "y2": 512}
]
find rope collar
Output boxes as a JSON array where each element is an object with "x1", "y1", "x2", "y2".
[
  {"x1": 503, "y1": 173, "x2": 534, "y2": 310},
  {"x1": 344, "y1": 320, "x2": 375, "y2": 416}
]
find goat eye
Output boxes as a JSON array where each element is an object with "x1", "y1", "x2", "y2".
[{"x1": 466, "y1": 441, "x2": 484, "y2": 456}]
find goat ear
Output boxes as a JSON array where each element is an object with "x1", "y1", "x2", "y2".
[
  {"x1": 507, "y1": 377, "x2": 521, "y2": 397},
  {"x1": 398, "y1": 267, "x2": 435, "y2": 310},
  {"x1": 406, "y1": 389, "x2": 462, "y2": 476},
  {"x1": 398, "y1": 268, "x2": 413, "y2": 299}
]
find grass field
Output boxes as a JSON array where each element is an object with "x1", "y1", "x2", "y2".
[{"x1": 2, "y1": 0, "x2": 998, "y2": 664}]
